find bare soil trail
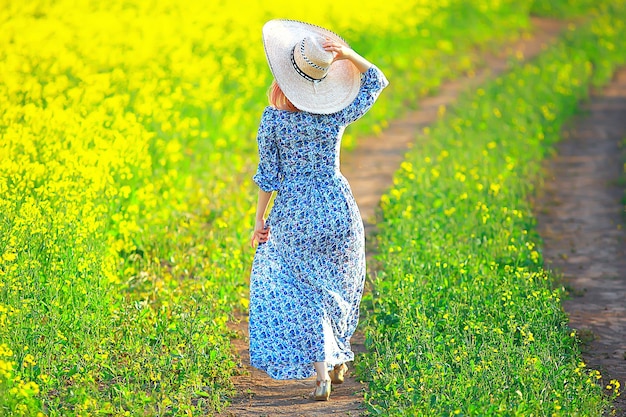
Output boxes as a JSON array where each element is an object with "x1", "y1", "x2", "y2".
[
  {"x1": 535, "y1": 68, "x2": 626, "y2": 415},
  {"x1": 220, "y1": 17, "x2": 567, "y2": 417}
]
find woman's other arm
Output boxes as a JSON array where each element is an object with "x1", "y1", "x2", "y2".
[{"x1": 250, "y1": 189, "x2": 273, "y2": 247}]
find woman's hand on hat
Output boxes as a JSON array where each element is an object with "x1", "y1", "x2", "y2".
[
  {"x1": 323, "y1": 40, "x2": 353, "y2": 62},
  {"x1": 323, "y1": 39, "x2": 372, "y2": 73}
]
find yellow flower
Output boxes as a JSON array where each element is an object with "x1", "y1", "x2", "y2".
[
  {"x1": 2, "y1": 251, "x2": 17, "y2": 262},
  {"x1": 22, "y1": 353, "x2": 36, "y2": 367}
]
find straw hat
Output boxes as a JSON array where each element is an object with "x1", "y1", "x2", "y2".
[{"x1": 262, "y1": 19, "x2": 361, "y2": 114}]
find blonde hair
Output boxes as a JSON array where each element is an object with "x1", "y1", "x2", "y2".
[{"x1": 268, "y1": 80, "x2": 298, "y2": 112}]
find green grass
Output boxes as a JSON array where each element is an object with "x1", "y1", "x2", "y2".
[
  {"x1": 530, "y1": 0, "x2": 602, "y2": 17},
  {"x1": 358, "y1": 2, "x2": 626, "y2": 415}
]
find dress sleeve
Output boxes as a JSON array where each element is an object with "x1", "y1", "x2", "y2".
[
  {"x1": 334, "y1": 65, "x2": 389, "y2": 125},
  {"x1": 252, "y1": 109, "x2": 282, "y2": 192}
]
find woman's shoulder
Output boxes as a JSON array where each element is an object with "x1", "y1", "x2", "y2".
[
  {"x1": 259, "y1": 106, "x2": 298, "y2": 131},
  {"x1": 263, "y1": 106, "x2": 323, "y2": 121},
  {"x1": 260, "y1": 106, "x2": 281, "y2": 123},
  {"x1": 262, "y1": 106, "x2": 294, "y2": 118}
]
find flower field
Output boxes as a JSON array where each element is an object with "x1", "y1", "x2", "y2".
[
  {"x1": 0, "y1": 0, "x2": 623, "y2": 415},
  {"x1": 360, "y1": 2, "x2": 626, "y2": 415}
]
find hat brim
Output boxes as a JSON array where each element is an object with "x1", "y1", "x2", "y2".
[{"x1": 262, "y1": 19, "x2": 361, "y2": 114}]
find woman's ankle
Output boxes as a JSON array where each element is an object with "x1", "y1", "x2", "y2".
[{"x1": 313, "y1": 361, "x2": 330, "y2": 381}]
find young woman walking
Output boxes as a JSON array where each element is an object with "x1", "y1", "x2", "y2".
[{"x1": 249, "y1": 19, "x2": 388, "y2": 401}]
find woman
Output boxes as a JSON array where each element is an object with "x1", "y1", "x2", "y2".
[{"x1": 249, "y1": 19, "x2": 388, "y2": 401}]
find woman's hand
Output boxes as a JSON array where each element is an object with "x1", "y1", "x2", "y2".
[
  {"x1": 323, "y1": 39, "x2": 372, "y2": 73},
  {"x1": 250, "y1": 218, "x2": 270, "y2": 247},
  {"x1": 323, "y1": 40, "x2": 353, "y2": 61}
]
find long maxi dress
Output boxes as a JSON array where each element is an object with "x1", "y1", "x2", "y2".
[{"x1": 250, "y1": 66, "x2": 389, "y2": 380}]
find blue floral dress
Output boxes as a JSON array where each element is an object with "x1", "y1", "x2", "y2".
[{"x1": 250, "y1": 66, "x2": 388, "y2": 380}]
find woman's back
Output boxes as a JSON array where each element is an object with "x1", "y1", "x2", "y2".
[{"x1": 253, "y1": 66, "x2": 388, "y2": 193}]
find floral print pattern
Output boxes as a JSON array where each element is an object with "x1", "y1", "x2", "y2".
[{"x1": 250, "y1": 66, "x2": 388, "y2": 380}]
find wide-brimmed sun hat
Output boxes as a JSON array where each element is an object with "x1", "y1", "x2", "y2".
[{"x1": 262, "y1": 19, "x2": 361, "y2": 114}]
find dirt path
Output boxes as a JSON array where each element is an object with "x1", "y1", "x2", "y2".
[
  {"x1": 535, "y1": 69, "x2": 626, "y2": 415},
  {"x1": 221, "y1": 17, "x2": 567, "y2": 417}
]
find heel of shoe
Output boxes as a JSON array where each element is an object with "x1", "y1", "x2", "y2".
[
  {"x1": 329, "y1": 363, "x2": 348, "y2": 385},
  {"x1": 312, "y1": 379, "x2": 331, "y2": 401}
]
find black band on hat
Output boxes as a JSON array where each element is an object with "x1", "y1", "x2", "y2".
[{"x1": 290, "y1": 45, "x2": 327, "y2": 83}]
